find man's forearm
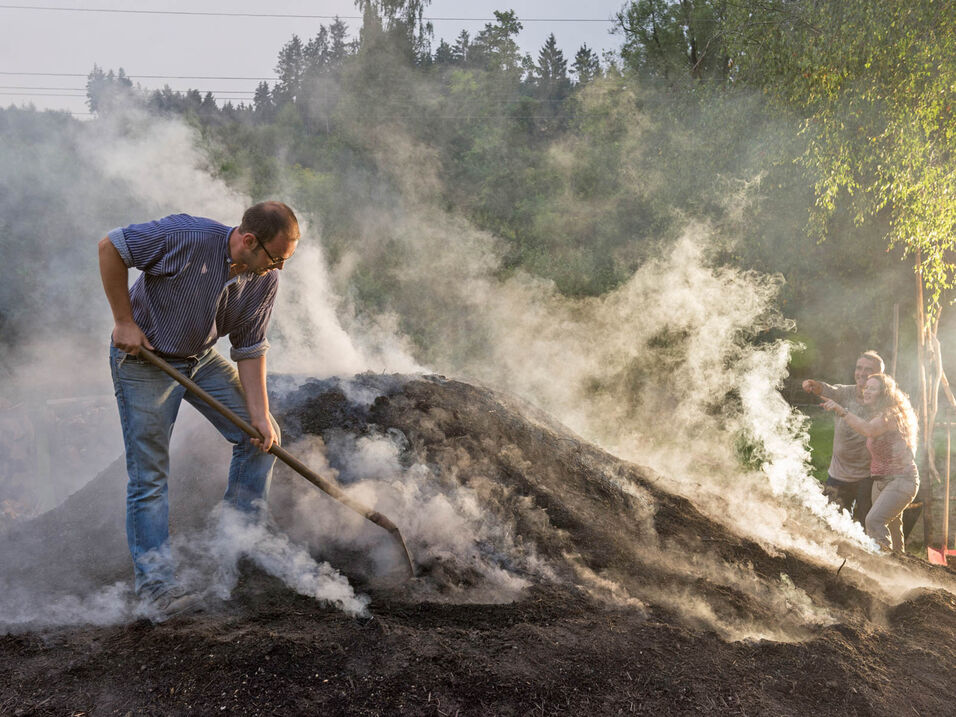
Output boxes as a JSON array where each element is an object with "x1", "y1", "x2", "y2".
[
  {"x1": 98, "y1": 236, "x2": 133, "y2": 323},
  {"x1": 803, "y1": 379, "x2": 837, "y2": 400},
  {"x1": 237, "y1": 355, "x2": 270, "y2": 423},
  {"x1": 818, "y1": 381, "x2": 837, "y2": 400},
  {"x1": 100, "y1": 235, "x2": 153, "y2": 352}
]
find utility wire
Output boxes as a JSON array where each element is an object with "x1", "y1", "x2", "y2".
[
  {"x1": 0, "y1": 85, "x2": 91, "y2": 90},
  {"x1": 0, "y1": 81, "x2": 578, "y2": 103},
  {"x1": 0, "y1": 71, "x2": 277, "y2": 80},
  {"x1": 0, "y1": 86, "x2": 255, "y2": 92},
  {"x1": 0, "y1": 4, "x2": 614, "y2": 21},
  {"x1": 1, "y1": 91, "x2": 574, "y2": 107},
  {"x1": 0, "y1": 87, "x2": 569, "y2": 101},
  {"x1": 0, "y1": 92, "x2": 254, "y2": 100},
  {"x1": 0, "y1": 91, "x2": 85, "y2": 96}
]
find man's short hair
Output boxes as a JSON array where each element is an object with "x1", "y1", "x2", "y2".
[
  {"x1": 239, "y1": 201, "x2": 299, "y2": 244},
  {"x1": 860, "y1": 350, "x2": 885, "y2": 373}
]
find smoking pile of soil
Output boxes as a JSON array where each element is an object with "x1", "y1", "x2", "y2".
[{"x1": 2, "y1": 374, "x2": 956, "y2": 715}]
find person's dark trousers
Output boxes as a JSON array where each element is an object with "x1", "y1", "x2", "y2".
[
  {"x1": 853, "y1": 476, "x2": 874, "y2": 526},
  {"x1": 824, "y1": 475, "x2": 859, "y2": 515}
]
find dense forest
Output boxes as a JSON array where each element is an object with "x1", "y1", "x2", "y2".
[
  {"x1": 2, "y1": 0, "x2": 954, "y2": 449},
  {"x1": 67, "y1": 1, "x2": 954, "y2": 382}
]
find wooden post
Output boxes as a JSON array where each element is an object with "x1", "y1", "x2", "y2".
[
  {"x1": 916, "y1": 262, "x2": 934, "y2": 550},
  {"x1": 946, "y1": 413, "x2": 952, "y2": 551},
  {"x1": 891, "y1": 302, "x2": 899, "y2": 378}
]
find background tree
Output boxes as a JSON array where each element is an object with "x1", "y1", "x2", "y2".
[
  {"x1": 468, "y1": 10, "x2": 526, "y2": 76},
  {"x1": 274, "y1": 35, "x2": 305, "y2": 105},
  {"x1": 726, "y1": 0, "x2": 956, "y2": 533},
  {"x1": 434, "y1": 38, "x2": 454, "y2": 64},
  {"x1": 85, "y1": 66, "x2": 134, "y2": 113},
  {"x1": 329, "y1": 17, "x2": 355, "y2": 63},
  {"x1": 354, "y1": 0, "x2": 432, "y2": 62},
  {"x1": 534, "y1": 34, "x2": 571, "y2": 97},
  {"x1": 452, "y1": 30, "x2": 470, "y2": 65},
  {"x1": 572, "y1": 44, "x2": 602, "y2": 84},
  {"x1": 304, "y1": 27, "x2": 331, "y2": 75},
  {"x1": 616, "y1": 0, "x2": 730, "y2": 80},
  {"x1": 253, "y1": 81, "x2": 275, "y2": 120}
]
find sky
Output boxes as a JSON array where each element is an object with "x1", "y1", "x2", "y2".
[{"x1": 0, "y1": 1, "x2": 627, "y2": 118}]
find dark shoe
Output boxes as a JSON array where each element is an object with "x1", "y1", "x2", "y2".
[{"x1": 149, "y1": 586, "x2": 203, "y2": 620}]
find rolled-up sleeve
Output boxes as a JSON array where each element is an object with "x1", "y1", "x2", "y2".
[
  {"x1": 231, "y1": 338, "x2": 271, "y2": 362},
  {"x1": 108, "y1": 214, "x2": 186, "y2": 274},
  {"x1": 230, "y1": 276, "x2": 278, "y2": 361},
  {"x1": 107, "y1": 227, "x2": 133, "y2": 267}
]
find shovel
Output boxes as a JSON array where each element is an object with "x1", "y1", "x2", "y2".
[{"x1": 137, "y1": 347, "x2": 415, "y2": 578}]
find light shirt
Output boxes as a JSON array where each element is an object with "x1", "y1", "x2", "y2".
[{"x1": 820, "y1": 383, "x2": 870, "y2": 481}]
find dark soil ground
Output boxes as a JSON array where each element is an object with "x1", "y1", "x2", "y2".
[{"x1": 3, "y1": 375, "x2": 956, "y2": 716}]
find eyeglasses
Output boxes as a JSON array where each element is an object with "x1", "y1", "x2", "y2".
[{"x1": 251, "y1": 233, "x2": 288, "y2": 268}]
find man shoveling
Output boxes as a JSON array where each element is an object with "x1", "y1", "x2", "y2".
[{"x1": 98, "y1": 202, "x2": 299, "y2": 618}]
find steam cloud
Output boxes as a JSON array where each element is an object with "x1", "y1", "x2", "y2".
[
  {"x1": 275, "y1": 427, "x2": 554, "y2": 604},
  {"x1": 1, "y1": 95, "x2": 953, "y2": 637}
]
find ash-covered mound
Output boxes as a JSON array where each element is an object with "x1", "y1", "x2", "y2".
[
  {"x1": 1, "y1": 372, "x2": 947, "y2": 637},
  {"x1": 279, "y1": 375, "x2": 956, "y2": 640},
  {"x1": 272, "y1": 373, "x2": 847, "y2": 639},
  {"x1": 4, "y1": 374, "x2": 956, "y2": 715}
]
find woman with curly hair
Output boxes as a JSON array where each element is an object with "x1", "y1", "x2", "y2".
[{"x1": 821, "y1": 373, "x2": 919, "y2": 552}]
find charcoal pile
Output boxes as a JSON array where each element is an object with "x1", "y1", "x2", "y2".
[{"x1": 2, "y1": 374, "x2": 956, "y2": 715}]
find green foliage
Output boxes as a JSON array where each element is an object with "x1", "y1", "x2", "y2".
[
  {"x1": 85, "y1": 65, "x2": 133, "y2": 113},
  {"x1": 467, "y1": 11, "x2": 527, "y2": 76},
  {"x1": 725, "y1": 0, "x2": 956, "y2": 317},
  {"x1": 617, "y1": 0, "x2": 731, "y2": 80},
  {"x1": 572, "y1": 45, "x2": 602, "y2": 84},
  {"x1": 273, "y1": 35, "x2": 305, "y2": 105},
  {"x1": 803, "y1": 409, "x2": 834, "y2": 483},
  {"x1": 734, "y1": 430, "x2": 771, "y2": 473},
  {"x1": 45, "y1": 3, "x2": 931, "y2": 385},
  {"x1": 356, "y1": 0, "x2": 433, "y2": 62}
]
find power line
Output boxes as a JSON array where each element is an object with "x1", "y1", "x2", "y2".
[
  {"x1": 0, "y1": 71, "x2": 277, "y2": 80},
  {"x1": 0, "y1": 4, "x2": 614, "y2": 21},
  {"x1": 0, "y1": 85, "x2": 87, "y2": 90},
  {"x1": 0, "y1": 92, "x2": 256, "y2": 100},
  {"x1": 0, "y1": 78, "x2": 586, "y2": 103},
  {"x1": 0, "y1": 86, "x2": 567, "y2": 101},
  {"x1": 0, "y1": 91, "x2": 85, "y2": 96},
  {"x1": 0, "y1": 93, "x2": 257, "y2": 99},
  {"x1": 0, "y1": 91, "x2": 575, "y2": 108},
  {"x1": 0, "y1": 85, "x2": 256, "y2": 93}
]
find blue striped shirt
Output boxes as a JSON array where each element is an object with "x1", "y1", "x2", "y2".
[{"x1": 108, "y1": 214, "x2": 278, "y2": 361}]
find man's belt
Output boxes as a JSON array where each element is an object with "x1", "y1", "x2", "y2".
[{"x1": 152, "y1": 349, "x2": 203, "y2": 363}]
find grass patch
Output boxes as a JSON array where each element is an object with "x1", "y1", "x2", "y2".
[{"x1": 804, "y1": 408, "x2": 833, "y2": 484}]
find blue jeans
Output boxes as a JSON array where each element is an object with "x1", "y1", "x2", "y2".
[{"x1": 109, "y1": 345, "x2": 278, "y2": 597}]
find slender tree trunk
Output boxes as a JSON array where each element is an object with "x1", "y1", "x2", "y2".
[
  {"x1": 914, "y1": 250, "x2": 956, "y2": 550},
  {"x1": 891, "y1": 302, "x2": 899, "y2": 377},
  {"x1": 916, "y1": 257, "x2": 935, "y2": 548},
  {"x1": 945, "y1": 416, "x2": 951, "y2": 551}
]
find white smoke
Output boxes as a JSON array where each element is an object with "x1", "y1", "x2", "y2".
[
  {"x1": 180, "y1": 503, "x2": 370, "y2": 618},
  {"x1": 323, "y1": 186, "x2": 872, "y2": 564},
  {"x1": 4, "y1": 101, "x2": 954, "y2": 636},
  {"x1": 0, "y1": 582, "x2": 131, "y2": 633},
  {"x1": 278, "y1": 430, "x2": 555, "y2": 603}
]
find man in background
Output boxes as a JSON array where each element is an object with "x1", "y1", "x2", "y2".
[
  {"x1": 98, "y1": 202, "x2": 299, "y2": 618},
  {"x1": 802, "y1": 351, "x2": 885, "y2": 524}
]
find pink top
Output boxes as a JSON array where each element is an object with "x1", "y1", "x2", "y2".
[{"x1": 867, "y1": 426, "x2": 916, "y2": 477}]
